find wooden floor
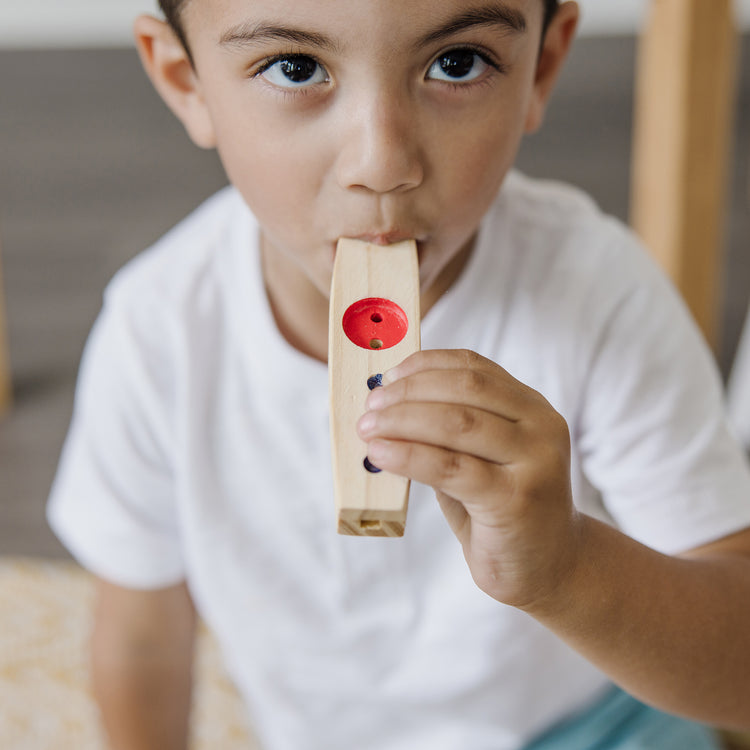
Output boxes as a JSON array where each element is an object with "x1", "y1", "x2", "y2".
[{"x1": 0, "y1": 37, "x2": 749, "y2": 557}]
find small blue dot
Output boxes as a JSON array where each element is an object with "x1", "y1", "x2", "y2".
[
  {"x1": 363, "y1": 457, "x2": 382, "y2": 474},
  {"x1": 367, "y1": 374, "x2": 383, "y2": 390}
]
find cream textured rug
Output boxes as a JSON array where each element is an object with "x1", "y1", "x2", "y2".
[
  {"x1": 3, "y1": 556, "x2": 749, "y2": 750},
  {"x1": 0, "y1": 557, "x2": 257, "y2": 750}
]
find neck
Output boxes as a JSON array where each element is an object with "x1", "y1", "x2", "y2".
[{"x1": 261, "y1": 235, "x2": 330, "y2": 363}]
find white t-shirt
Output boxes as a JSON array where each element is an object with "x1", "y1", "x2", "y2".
[{"x1": 48, "y1": 171, "x2": 750, "y2": 750}]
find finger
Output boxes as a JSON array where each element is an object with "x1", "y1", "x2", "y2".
[
  {"x1": 367, "y1": 438, "x2": 513, "y2": 514},
  {"x1": 384, "y1": 348, "x2": 490, "y2": 381},
  {"x1": 434, "y1": 490, "x2": 470, "y2": 540},
  {"x1": 366, "y1": 366, "x2": 535, "y2": 423},
  {"x1": 381, "y1": 349, "x2": 548, "y2": 419},
  {"x1": 358, "y1": 401, "x2": 526, "y2": 465}
]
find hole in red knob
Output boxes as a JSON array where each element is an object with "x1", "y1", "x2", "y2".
[{"x1": 342, "y1": 298, "x2": 409, "y2": 351}]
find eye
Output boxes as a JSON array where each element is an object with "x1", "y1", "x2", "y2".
[
  {"x1": 426, "y1": 49, "x2": 491, "y2": 83},
  {"x1": 258, "y1": 55, "x2": 328, "y2": 89}
]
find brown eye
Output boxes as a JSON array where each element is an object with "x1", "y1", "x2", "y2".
[
  {"x1": 259, "y1": 55, "x2": 328, "y2": 88},
  {"x1": 427, "y1": 49, "x2": 491, "y2": 83},
  {"x1": 439, "y1": 50, "x2": 476, "y2": 78},
  {"x1": 278, "y1": 57, "x2": 319, "y2": 83}
]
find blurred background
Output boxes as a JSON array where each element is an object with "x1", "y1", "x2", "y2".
[
  {"x1": 1, "y1": 0, "x2": 748, "y2": 559},
  {"x1": 0, "y1": 2, "x2": 749, "y2": 746}
]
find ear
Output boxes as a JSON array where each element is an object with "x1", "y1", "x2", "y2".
[
  {"x1": 133, "y1": 14, "x2": 217, "y2": 149},
  {"x1": 524, "y1": 1, "x2": 580, "y2": 134}
]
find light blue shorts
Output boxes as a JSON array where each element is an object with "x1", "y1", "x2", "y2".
[{"x1": 526, "y1": 687, "x2": 722, "y2": 750}]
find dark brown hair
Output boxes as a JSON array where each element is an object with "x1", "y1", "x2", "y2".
[
  {"x1": 542, "y1": 0, "x2": 561, "y2": 31},
  {"x1": 158, "y1": 1, "x2": 561, "y2": 55},
  {"x1": 158, "y1": 0, "x2": 185, "y2": 35}
]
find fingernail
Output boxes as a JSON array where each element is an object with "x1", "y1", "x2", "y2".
[
  {"x1": 382, "y1": 367, "x2": 400, "y2": 385},
  {"x1": 357, "y1": 411, "x2": 377, "y2": 436},
  {"x1": 368, "y1": 439, "x2": 389, "y2": 461},
  {"x1": 366, "y1": 387, "x2": 385, "y2": 410}
]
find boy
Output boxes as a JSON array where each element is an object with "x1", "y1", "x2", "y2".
[{"x1": 48, "y1": 1, "x2": 750, "y2": 748}]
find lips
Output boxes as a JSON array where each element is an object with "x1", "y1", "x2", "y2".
[
  {"x1": 330, "y1": 234, "x2": 427, "y2": 268},
  {"x1": 348, "y1": 232, "x2": 418, "y2": 246}
]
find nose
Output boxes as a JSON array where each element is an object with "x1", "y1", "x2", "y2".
[{"x1": 335, "y1": 88, "x2": 424, "y2": 195}]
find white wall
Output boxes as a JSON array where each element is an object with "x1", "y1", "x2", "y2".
[{"x1": 1, "y1": 0, "x2": 749, "y2": 47}]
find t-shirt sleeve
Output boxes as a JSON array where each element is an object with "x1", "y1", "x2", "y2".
[
  {"x1": 576, "y1": 235, "x2": 750, "y2": 555},
  {"x1": 47, "y1": 281, "x2": 184, "y2": 589}
]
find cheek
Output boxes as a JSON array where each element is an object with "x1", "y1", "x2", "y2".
[
  {"x1": 431, "y1": 89, "x2": 527, "y2": 195},
  {"x1": 471, "y1": 107, "x2": 525, "y2": 178},
  {"x1": 209, "y1": 111, "x2": 335, "y2": 287},
  {"x1": 420, "y1": 111, "x2": 523, "y2": 281},
  {"x1": 215, "y1": 121, "x2": 322, "y2": 237},
  {"x1": 440, "y1": 123, "x2": 519, "y2": 223}
]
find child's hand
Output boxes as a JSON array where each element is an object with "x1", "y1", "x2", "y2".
[{"x1": 357, "y1": 349, "x2": 582, "y2": 610}]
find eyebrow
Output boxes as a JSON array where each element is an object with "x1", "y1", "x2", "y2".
[
  {"x1": 219, "y1": 22, "x2": 339, "y2": 52},
  {"x1": 218, "y1": 3, "x2": 527, "y2": 54},
  {"x1": 418, "y1": 4, "x2": 528, "y2": 47}
]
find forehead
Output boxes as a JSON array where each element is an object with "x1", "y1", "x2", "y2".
[{"x1": 183, "y1": 0, "x2": 544, "y2": 47}]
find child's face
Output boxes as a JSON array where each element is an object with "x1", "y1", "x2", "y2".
[{"x1": 174, "y1": 0, "x2": 573, "y2": 304}]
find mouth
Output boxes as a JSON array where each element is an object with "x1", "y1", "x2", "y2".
[
  {"x1": 330, "y1": 234, "x2": 428, "y2": 278},
  {"x1": 333, "y1": 232, "x2": 427, "y2": 259},
  {"x1": 346, "y1": 232, "x2": 420, "y2": 246}
]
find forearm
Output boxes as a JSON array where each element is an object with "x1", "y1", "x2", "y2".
[
  {"x1": 92, "y1": 640, "x2": 194, "y2": 750},
  {"x1": 523, "y1": 515, "x2": 750, "y2": 729},
  {"x1": 91, "y1": 580, "x2": 197, "y2": 750},
  {"x1": 357, "y1": 349, "x2": 750, "y2": 726}
]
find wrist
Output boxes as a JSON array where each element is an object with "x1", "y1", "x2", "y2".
[{"x1": 517, "y1": 510, "x2": 590, "y2": 620}]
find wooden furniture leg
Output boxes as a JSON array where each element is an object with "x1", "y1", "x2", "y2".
[
  {"x1": 0, "y1": 238, "x2": 11, "y2": 416},
  {"x1": 630, "y1": 0, "x2": 737, "y2": 349},
  {"x1": 727, "y1": 148, "x2": 750, "y2": 448}
]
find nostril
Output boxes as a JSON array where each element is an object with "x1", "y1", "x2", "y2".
[{"x1": 336, "y1": 124, "x2": 424, "y2": 195}]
